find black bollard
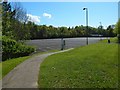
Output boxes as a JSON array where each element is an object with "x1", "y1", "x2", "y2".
[
  {"x1": 63, "y1": 40, "x2": 65, "y2": 49},
  {"x1": 108, "y1": 39, "x2": 110, "y2": 43}
]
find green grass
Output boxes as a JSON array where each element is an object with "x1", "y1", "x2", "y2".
[
  {"x1": 38, "y1": 42, "x2": 118, "y2": 88},
  {"x1": 101, "y1": 37, "x2": 118, "y2": 43},
  {"x1": 110, "y1": 37, "x2": 118, "y2": 43},
  {"x1": 0, "y1": 56, "x2": 30, "y2": 79}
]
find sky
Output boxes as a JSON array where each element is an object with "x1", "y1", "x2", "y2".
[
  {"x1": 10, "y1": 2, "x2": 118, "y2": 29},
  {"x1": 118, "y1": 1, "x2": 120, "y2": 18}
]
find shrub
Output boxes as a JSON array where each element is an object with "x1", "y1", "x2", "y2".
[{"x1": 2, "y1": 36, "x2": 35, "y2": 61}]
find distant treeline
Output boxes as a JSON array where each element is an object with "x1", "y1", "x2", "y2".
[{"x1": 26, "y1": 22, "x2": 116, "y2": 40}]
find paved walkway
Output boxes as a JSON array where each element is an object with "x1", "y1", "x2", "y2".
[{"x1": 1, "y1": 48, "x2": 73, "y2": 88}]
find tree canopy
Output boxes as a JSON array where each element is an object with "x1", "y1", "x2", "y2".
[{"x1": 114, "y1": 19, "x2": 120, "y2": 35}]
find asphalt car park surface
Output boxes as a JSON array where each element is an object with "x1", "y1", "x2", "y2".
[{"x1": 25, "y1": 37, "x2": 105, "y2": 52}]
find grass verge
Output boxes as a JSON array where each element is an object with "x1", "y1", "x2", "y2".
[
  {"x1": 38, "y1": 41, "x2": 118, "y2": 88},
  {"x1": 0, "y1": 56, "x2": 30, "y2": 79},
  {"x1": 101, "y1": 37, "x2": 118, "y2": 43}
]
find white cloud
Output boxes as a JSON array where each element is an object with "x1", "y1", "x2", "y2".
[
  {"x1": 27, "y1": 14, "x2": 40, "y2": 24},
  {"x1": 43, "y1": 13, "x2": 52, "y2": 19}
]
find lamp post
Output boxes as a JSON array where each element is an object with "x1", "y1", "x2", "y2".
[
  {"x1": 61, "y1": 27, "x2": 64, "y2": 50},
  {"x1": 83, "y1": 7, "x2": 88, "y2": 45},
  {"x1": 99, "y1": 22, "x2": 102, "y2": 40}
]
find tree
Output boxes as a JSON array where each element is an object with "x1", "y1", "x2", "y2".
[
  {"x1": 2, "y1": 1, "x2": 30, "y2": 40},
  {"x1": 114, "y1": 19, "x2": 120, "y2": 43},
  {"x1": 12, "y1": 2, "x2": 28, "y2": 23},
  {"x1": 114, "y1": 19, "x2": 120, "y2": 35},
  {"x1": 107, "y1": 25, "x2": 115, "y2": 37},
  {"x1": 98, "y1": 25, "x2": 103, "y2": 36},
  {"x1": 11, "y1": 2, "x2": 29, "y2": 40},
  {"x1": 2, "y1": 1, "x2": 13, "y2": 37},
  {"x1": 0, "y1": 4, "x2": 2, "y2": 32},
  {"x1": 38, "y1": 25, "x2": 48, "y2": 39},
  {"x1": 2, "y1": 1, "x2": 35, "y2": 61},
  {"x1": 75, "y1": 26, "x2": 81, "y2": 36}
]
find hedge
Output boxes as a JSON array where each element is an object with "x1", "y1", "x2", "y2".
[{"x1": 2, "y1": 36, "x2": 35, "y2": 61}]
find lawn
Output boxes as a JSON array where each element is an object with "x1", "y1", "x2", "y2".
[
  {"x1": 102, "y1": 37, "x2": 118, "y2": 43},
  {"x1": 38, "y1": 41, "x2": 119, "y2": 88},
  {"x1": 0, "y1": 56, "x2": 30, "y2": 79}
]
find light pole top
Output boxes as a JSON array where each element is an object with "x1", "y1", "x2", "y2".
[{"x1": 83, "y1": 7, "x2": 88, "y2": 10}]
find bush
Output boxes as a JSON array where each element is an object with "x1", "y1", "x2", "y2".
[{"x1": 2, "y1": 36, "x2": 35, "y2": 61}]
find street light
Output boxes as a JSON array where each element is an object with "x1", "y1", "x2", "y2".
[
  {"x1": 60, "y1": 27, "x2": 65, "y2": 50},
  {"x1": 99, "y1": 22, "x2": 102, "y2": 40},
  {"x1": 83, "y1": 7, "x2": 88, "y2": 45}
]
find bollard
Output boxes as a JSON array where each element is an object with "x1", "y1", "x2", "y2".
[
  {"x1": 61, "y1": 39, "x2": 66, "y2": 50},
  {"x1": 61, "y1": 38, "x2": 64, "y2": 50},
  {"x1": 63, "y1": 40, "x2": 65, "y2": 49},
  {"x1": 108, "y1": 39, "x2": 110, "y2": 43}
]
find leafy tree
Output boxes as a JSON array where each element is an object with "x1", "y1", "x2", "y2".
[
  {"x1": 2, "y1": 1, "x2": 14, "y2": 37},
  {"x1": 0, "y1": 4, "x2": 2, "y2": 32},
  {"x1": 114, "y1": 19, "x2": 120, "y2": 43},
  {"x1": 114, "y1": 19, "x2": 120, "y2": 35},
  {"x1": 2, "y1": 1, "x2": 35, "y2": 61},
  {"x1": 2, "y1": 1, "x2": 29, "y2": 40},
  {"x1": 107, "y1": 25, "x2": 115, "y2": 37},
  {"x1": 11, "y1": 2, "x2": 29, "y2": 40}
]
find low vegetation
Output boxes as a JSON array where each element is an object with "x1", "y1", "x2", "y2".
[
  {"x1": 2, "y1": 36, "x2": 35, "y2": 61},
  {"x1": 38, "y1": 41, "x2": 118, "y2": 88},
  {"x1": 101, "y1": 37, "x2": 118, "y2": 43}
]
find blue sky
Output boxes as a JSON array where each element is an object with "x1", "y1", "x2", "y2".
[{"x1": 12, "y1": 2, "x2": 118, "y2": 28}]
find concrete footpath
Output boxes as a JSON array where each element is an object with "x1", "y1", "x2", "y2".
[{"x1": 1, "y1": 48, "x2": 73, "y2": 89}]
